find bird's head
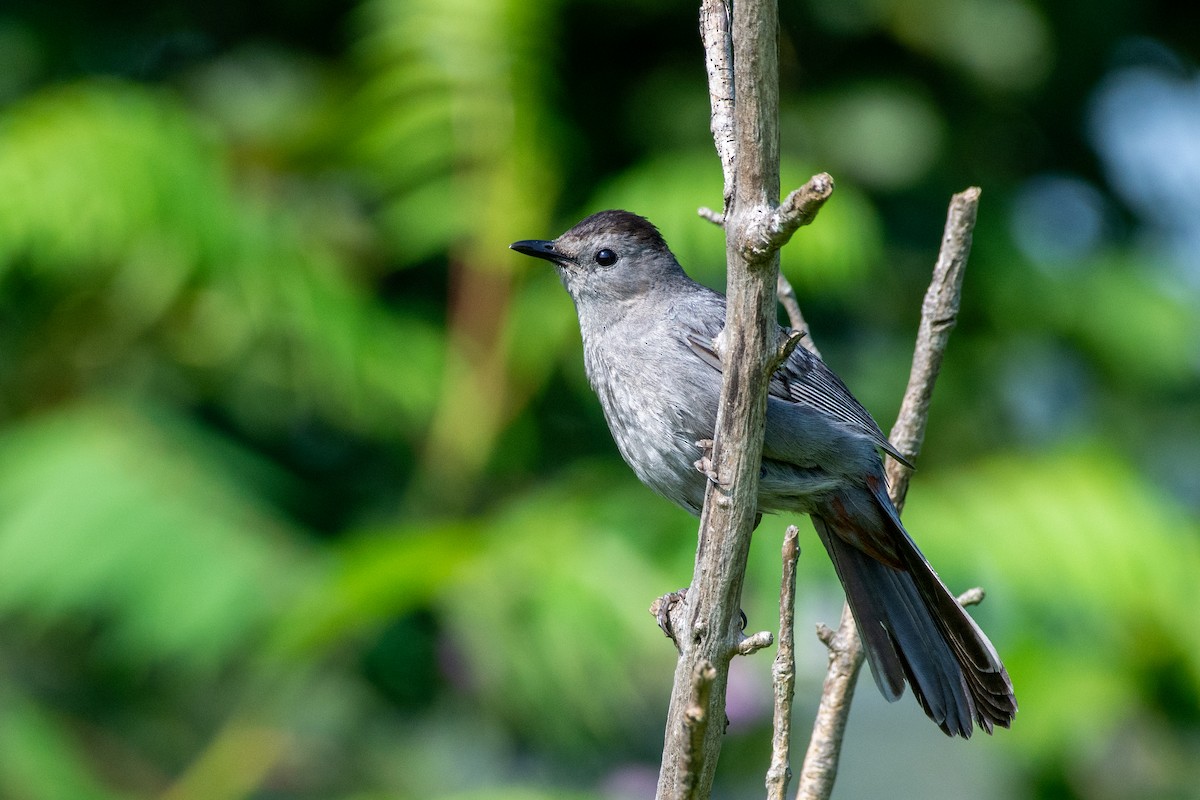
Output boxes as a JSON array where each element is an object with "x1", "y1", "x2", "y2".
[{"x1": 510, "y1": 210, "x2": 686, "y2": 304}]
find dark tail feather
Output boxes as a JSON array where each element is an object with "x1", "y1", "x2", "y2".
[{"x1": 812, "y1": 512, "x2": 1017, "y2": 737}]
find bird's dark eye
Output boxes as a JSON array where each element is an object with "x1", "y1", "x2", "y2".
[{"x1": 594, "y1": 248, "x2": 618, "y2": 266}]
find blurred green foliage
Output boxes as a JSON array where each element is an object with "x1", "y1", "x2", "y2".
[{"x1": 0, "y1": 0, "x2": 1197, "y2": 798}]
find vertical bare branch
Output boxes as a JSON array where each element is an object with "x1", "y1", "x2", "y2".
[
  {"x1": 656, "y1": 0, "x2": 800, "y2": 796},
  {"x1": 765, "y1": 525, "x2": 801, "y2": 800},
  {"x1": 795, "y1": 188, "x2": 983, "y2": 800}
]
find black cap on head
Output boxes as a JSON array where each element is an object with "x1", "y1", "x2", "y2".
[{"x1": 566, "y1": 210, "x2": 668, "y2": 253}]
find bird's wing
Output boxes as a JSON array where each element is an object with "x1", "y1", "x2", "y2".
[{"x1": 685, "y1": 330, "x2": 913, "y2": 468}]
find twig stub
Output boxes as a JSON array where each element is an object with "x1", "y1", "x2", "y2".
[{"x1": 735, "y1": 630, "x2": 774, "y2": 657}]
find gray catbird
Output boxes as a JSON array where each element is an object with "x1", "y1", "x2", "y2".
[{"x1": 510, "y1": 209, "x2": 1016, "y2": 737}]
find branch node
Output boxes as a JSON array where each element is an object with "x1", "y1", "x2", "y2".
[
  {"x1": 815, "y1": 623, "x2": 835, "y2": 647},
  {"x1": 743, "y1": 173, "x2": 835, "y2": 260},
  {"x1": 711, "y1": 328, "x2": 727, "y2": 361},
  {"x1": 693, "y1": 439, "x2": 721, "y2": 485}
]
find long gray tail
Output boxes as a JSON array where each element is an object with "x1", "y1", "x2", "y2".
[{"x1": 812, "y1": 513, "x2": 1017, "y2": 737}]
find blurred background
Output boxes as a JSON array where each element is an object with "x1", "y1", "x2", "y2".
[{"x1": 0, "y1": 0, "x2": 1197, "y2": 798}]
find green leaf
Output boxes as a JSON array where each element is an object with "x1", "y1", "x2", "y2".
[
  {"x1": 0, "y1": 691, "x2": 132, "y2": 800},
  {"x1": 280, "y1": 522, "x2": 477, "y2": 655},
  {"x1": 0, "y1": 401, "x2": 316, "y2": 674}
]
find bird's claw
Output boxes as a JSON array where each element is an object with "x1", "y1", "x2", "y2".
[
  {"x1": 651, "y1": 588, "x2": 689, "y2": 654},
  {"x1": 693, "y1": 439, "x2": 721, "y2": 484}
]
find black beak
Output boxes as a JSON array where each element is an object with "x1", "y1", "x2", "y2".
[{"x1": 510, "y1": 239, "x2": 566, "y2": 264}]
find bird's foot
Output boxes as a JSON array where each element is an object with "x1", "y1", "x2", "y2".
[
  {"x1": 693, "y1": 439, "x2": 722, "y2": 484},
  {"x1": 650, "y1": 588, "x2": 689, "y2": 654}
]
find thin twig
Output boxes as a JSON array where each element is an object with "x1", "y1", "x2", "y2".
[
  {"x1": 769, "y1": 329, "x2": 806, "y2": 374},
  {"x1": 795, "y1": 188, "x2": 982, "y2": 800},
  {"x1": 765, "y1": 525, "x2": 801, "y2": 800}
]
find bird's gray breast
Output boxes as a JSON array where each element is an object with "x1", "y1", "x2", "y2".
[{"x1": 582, "y1": 323, "x2": 718, "y2": 515}]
